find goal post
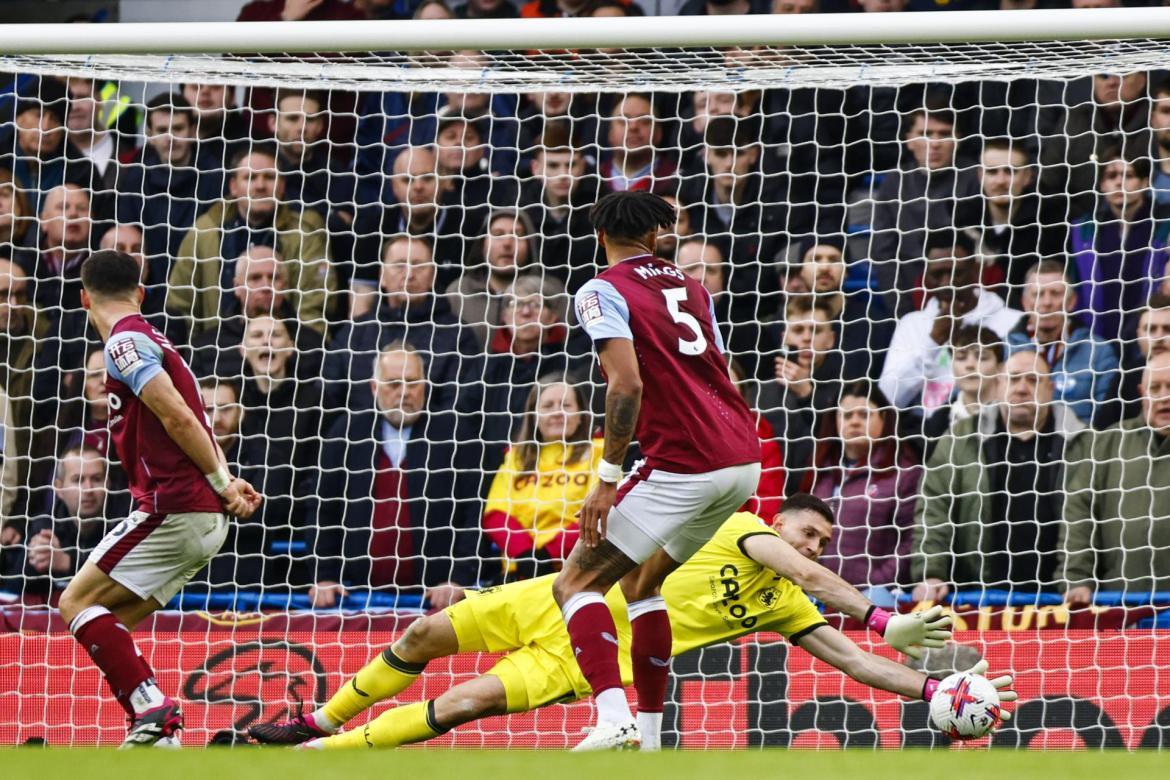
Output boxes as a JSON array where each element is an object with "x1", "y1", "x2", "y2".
[{"x1": 1, "y1": 9, "x2": 1170, "y2": 749}]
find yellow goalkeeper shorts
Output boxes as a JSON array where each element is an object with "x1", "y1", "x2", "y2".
[{"x1": 444, "y1": 575, "x2": 591, "y2": 712}]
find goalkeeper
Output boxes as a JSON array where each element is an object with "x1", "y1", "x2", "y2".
[{"x1": 251, "y1": 494, "x2": 1013, "y2": 750}]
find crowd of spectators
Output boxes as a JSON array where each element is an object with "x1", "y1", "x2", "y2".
[{"x1": 2, "y1": 0, "x2": 1170, "y2": 611}]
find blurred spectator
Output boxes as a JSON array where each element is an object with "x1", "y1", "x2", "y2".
[
  {"x1": 680, "y1": 115, "x2": 779, "y2": 323},
  {"x1": 1038, "y1": 71, "x2": 1147, "y2": 218},
  {"x1": 1069, "y1": 151, "x2": 1169, "y2": 342},
  {"x1": 308, "y1": 343, "x2": 481, "y2": 608},
  {"x1": 517, "y1": 92, "x2": 600, "y2": 166},
  {"x1": 268, "y1": 88, "x2": 356, "y2": 230},
  {"x1": 858, "y1": 0, "x2": 907, "y2": 8},
  {"x1": 726, "y1": 359, "x2": 784, "y2": 521},
  {"x1": 189, "y1": 246, "x2": 324, "y2": 379},
  {"x1": 678, "y1": 0, "x2": 771, "y2": 14},
  {"x1": 920, "y1": 325, "x2": 1003, "y2": 456},
  {"x1": 167, "y1": 143, "x2": 334, "y2": 337},
  {"x1": 62, "y1": 77, "x2": 121, "y2": 179},
  {"x1": 180, "y1": 82, "x2": 253, "y2": 167},
  {"x1": 324, "y1": 235, "x2": 480, "y2": 413},
  {"x1": 1063, "y1": 351, "x2": 1170, "y2": 605},
  {"x1": 0, "y1": 445, "x2": 114, "y2": 598},
  {"x1": 351, "y1": 144, "x2": 470, "y2": 297},
  {"x1": 878, "y1": 229, "x2": 1022, "y2": 414},
  {"x1": 520, "y1": 122, "x2": 599, "y2": 294},
  {"x1": 199, "y1": 377, "x2": 297, "y2": 587},
  {"x1": 806, "y1": 381, "x2": 920, "y2": 605},
  {"x1": 476, "y1": 274, "x2": 586, "y2": 472},
  {"x1": 1, "y1": 77, "x2": 98, "y2": 215},
  {"x1": 445, "y1": 208, "x2": 537, "y2": 347},
  {"x1": 431, "y1": 98, "x2": 516, "y2": 236},
  {"x1": 599, "y1": 93, "x2": 676, "y2": 194},
  {"x1": 912, "y1": 349, "x2": 1083, "y2": 601},
  {"x1": 1149, "y1": 79, "x2": 1170, "y2": 210},
  {"x1": 416, "y1": 0, "x2": 456, "y2": 17},
  {"x1": 520, "y1": 0, "x2": 628, "y2": 16},
  {"x1": 970, "y1": 138, "x2": 1067, "y2": 306},
  {"x1": 1006, "y1": 259, "x2": 1119, "y2": 424},
  {"x1": 482, "y1": 375, "x2": 599, "y2": 580},
  {"x1": 868, "y1": 100, "x2": 981, "y2": 306},
  {"x1": 62, "y1": 346, "x2": 114, "y2": 464},
  {"x1": 772, "y1": 0, "x2": 816, "y2": 9},
  {"x1": 0, "y1": 168, "x2": 33, "y2": 248},
  {"x1": 677, "y1": 239, "x2": 726, "y2": 301},
  {"x1": 652, "y1": 193, "x2": 694, "y2": 263},
  {"x1": 454, "y1": 0, "x2": 518, "y2": 16},
  {"x1": 0, "y1": 258, "x2": 35, "y2": 517},
  {"x1": 237, "y1": 0, "x2": 369, "y2": 20},
  {"x1": 237, "y1": 314, "x2": 324, "y2": 486},
  {"x1": 757, "y1": 295, "x2": 842, "y2": 494},
  {"x1": 113, "y1": 93, "x2": 224, "y2": 265},
  {"x1": 1097, "y1": 294, "x2": 1170, "y2": 431},
  {"x1": 794, "y1": 236, "x2": 893, "y2": 381}
]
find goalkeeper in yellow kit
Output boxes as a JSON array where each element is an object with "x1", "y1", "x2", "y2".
[{"x1": 250, "y1": 493, "x2": 1014, "y2": 750}]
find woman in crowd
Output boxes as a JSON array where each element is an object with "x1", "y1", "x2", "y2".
[
  {"x1": 804, "y1": 381, "x2": 921, "y2": 607},
  {"x1": 481, "y1": 374, "x2": 601, "y2": 581}
]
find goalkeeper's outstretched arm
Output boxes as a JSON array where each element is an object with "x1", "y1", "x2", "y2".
[
  {"x1": 740, "y1": 532, "x2": 951, "y2": 658},
  {"x1": 794, "y1": 624, "x2": 932, "y2": 700}
]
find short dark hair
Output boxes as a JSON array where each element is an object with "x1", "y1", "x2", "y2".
[
  {"x1": 80, "y1": 250, "x2": 140, "y2": 298},
  {"x1": 198, "y1": 376, "x2": 240, "y2": 402},
  {"x1": 537, "y1": 120, "x2": 574, "y2": 153},
  {"x1": 903, "y1": 96, "x2": 956, "y2": 138},
  {"x1": 703, "y1": 115, "x2": 761, "y2": 149},
  {"x1": 274, "y1": 88, "x2": 325, "y2": 113},
  {"x1": 780, "y1": 492, "x2": 834, "y2": 526},
  {"x1": 982, "y1": 136, "x2": 1031, "y2": 164},
  {"x1": 924, "y1": 227, "x2": 975, "y2": 258},
  {"x1": 589, "y1": 191, "x2": 676, "y2": 240},
  {"x1": 784, "y1": 293, "x2": 834, "y2": 321},
  {"x1": 145, "y1": 92, "x2": 195, "y2": 128},
  {"x1": 229, "y1": 141, "x2": 279, "y2": 172},
  {"x1": 951, "y1": 324, "x2": 1005, "y2": 363},
  {"x1": 1145, "y1": 293, "x2": 1170, "y2": 315}
]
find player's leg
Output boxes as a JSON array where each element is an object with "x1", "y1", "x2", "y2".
[
  {"x1": 63, "y1": 510, "x2": 228, "y2": 747},
  {"x1": 551, "y1": 539, "x2": 640, "y2": 740},
  {"x1": 251, "y1": 610, "x2": 462, "y2": 744},
  {"x1": 59, "y1": 562, "x2": 173, "y2": 726},
  {"x1": 618, "y1": 548, "x2": 683, "y2": 751},
  {"x1": 306, "y1": 674, "x2": 509, "y2": 749}
]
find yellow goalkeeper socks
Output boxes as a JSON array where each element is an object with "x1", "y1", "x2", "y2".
[
  {"x1": 318, "y1": 647, "x2": 426, "y2": 729},
  {"x1": 317, "y1": 701, "x2": 446, "y2": 749}
]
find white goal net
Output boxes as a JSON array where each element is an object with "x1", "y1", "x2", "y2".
[{"x1": 1, "y1": 10, "x2": 1170, "y2": 749}]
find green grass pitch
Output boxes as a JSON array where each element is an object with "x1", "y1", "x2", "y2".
[{"x1": 2, "y1": 748, "x2": 1165, "y2": 780}]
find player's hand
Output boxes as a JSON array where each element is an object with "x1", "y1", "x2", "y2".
[
  {"x1": 309, "y1": 581, "x2": 347, "y2": 608},
  {"x1": 1063, "y1": 586, "x2": 1094, "y2": 608},
  {"x1": 425, "y1": 582, "x2": 466, "y2": 610},
  {"x1": 881, "y1": 605, "x2": 953, "y2": 660},
  {"x1": 912, "y1": 578, "x2": 950, "y2": 603},
  {"x1": 221, "y1": 478, "x2": 262, "y2": 519},
  {"x1": 0, "y1": 525, "x2": 22, "y2": 547},
  {"x1": 964, "y1": 659, "x2": 1019, "y2": 725},
  {"x1": 281, "y1": 0, "x2": 325, "y2": 21},
  {"x1": 577, "y1": 480, "x2": 617, "y2": 548}
]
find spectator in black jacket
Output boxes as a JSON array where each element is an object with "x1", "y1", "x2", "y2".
[
  {"x1": 308, "y1": 343, "x2": 481, "y2": 609},
  {"x1": 199, "y1": 377, "x2": 297, "y2": 588},
  {"x1": 1098, "y1": 294, "x2": 1170, "y2": 427},
  {"x1": 0, "y1": 445, "x2": 116, "y2": 598},
  {"x1": 520, "y1": 122, "x2": 599, "y2": 294},
  {"x1": 968, "y1": 137, "x2": 1068, "y2": 307},
  {"x1": 181, "y1": 81, "x2": 253, "y2": 169},
  {"x1": 112, "y1": 93, "x2": 223, "y2": 265},
  {"x1": 323, "y1": 234, "x2": 482, "y2": 413}
]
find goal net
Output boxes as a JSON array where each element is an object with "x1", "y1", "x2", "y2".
[{"x1": 1, "y1": 10, "x2": 1170, "y2": 749}]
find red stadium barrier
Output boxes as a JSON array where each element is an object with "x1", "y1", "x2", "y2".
[{"x1": 3, "y1": 630, "x2": 1169, "y2": 748}]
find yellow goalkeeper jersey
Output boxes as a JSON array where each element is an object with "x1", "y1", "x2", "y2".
[{"x1": 611, "y1": 512, "x2": 827, "y2": 655}]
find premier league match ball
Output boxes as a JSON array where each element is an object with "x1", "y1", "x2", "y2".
[{"x1": 929, "y1": 671, "x2": 1003, "y2": 740}]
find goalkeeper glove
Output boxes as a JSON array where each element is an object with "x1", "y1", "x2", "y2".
[{"x1": 866, "y1": 604, "x2": 954, "y2": 660}]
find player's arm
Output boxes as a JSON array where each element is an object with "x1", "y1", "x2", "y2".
[
  {"x1": 577, "y1": 338, "x2": 642, "y2": 547},
  {"x1": 741, "y1": 533, "x2": 951, "y2": 658},
  {"x1": 137, "y1": 371, "x2": 260, "y2": 518},
  {"x1": 795, "y1": 624, "x2": 931, "y2": 700}
]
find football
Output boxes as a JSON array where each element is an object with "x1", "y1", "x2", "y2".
[{"x1": 929, "y1": 671, "x2": 1003, "y2": 740}]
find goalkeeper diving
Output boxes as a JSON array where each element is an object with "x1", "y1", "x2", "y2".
[{"x1": 250, "y1": 494, "x2": 1016, "y2": 749}]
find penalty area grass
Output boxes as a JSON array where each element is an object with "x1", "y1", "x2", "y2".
[{"x1": 1, "y1": 747, "x2": 1166, "y2": 780}]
